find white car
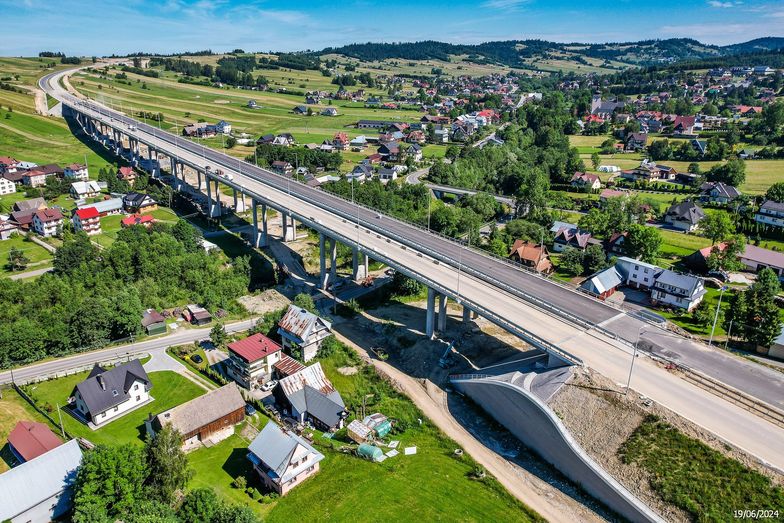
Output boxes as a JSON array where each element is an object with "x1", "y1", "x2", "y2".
[{"x1": 261, "y1": 380, "x2": 278, "y2": 392}]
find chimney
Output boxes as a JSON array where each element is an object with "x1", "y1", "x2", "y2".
[{"x1": 97, "y1": 374, "x2": 105, "y2": 390}]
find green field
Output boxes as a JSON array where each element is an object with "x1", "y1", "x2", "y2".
[
  {"x1": 620, "y1": 416, "x2": 784, "y2": 521},
  {"x1": 0, "y1": 234, "x2": 53, "y2": 275},
  {"x1": 22, "y1": 369, "x2": 204, "y2": 446}
]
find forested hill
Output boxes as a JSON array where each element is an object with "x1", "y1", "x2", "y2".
[{"x1": 318, "y1": 37, "x2": 784, "y2": 68}]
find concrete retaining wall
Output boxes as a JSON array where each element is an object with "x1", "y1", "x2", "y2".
[{"x1": 452, "y1": 377, "x2": 663, "y2": 523}]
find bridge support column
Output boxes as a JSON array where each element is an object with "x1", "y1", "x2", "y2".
[
  {"x1": 438, "y1": 294, "x2": 448, "y2": 332},
  {"x1": 329, "y1": 238, "x2": 338, "y2": 290},
  {"x1": 352, "y1": 247, "x2": 368, "y2": 281},
  {"x1": 169, "y1": 156, "x2": 176, "y2": 178},
  {"x1": 319, "y1": 233, "x2": 327, "y2": 289},
  {"x1": 252, "y1": 199, "x2": 262, "y2": 248},
  {"x1": 426, "y1": 287, "x2": 436, "y2": 339},
  {"x1": 210, "y1": 179, "x2": 221, "y2": 217},
  {"x1": 281, "y1": 212, "x2": 295, "y2": 242},
  {"x1": 260, "y1": 203, "x2": 268, "y2": 247},
  {"x1": 196, "y1": 169, "x2": 203, "y2": 190}
]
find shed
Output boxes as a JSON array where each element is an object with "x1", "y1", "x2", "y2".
[
  {"x1": 347, "y1": 419, "x2": 373, "y2": 444},
  {"x1": 141, "y1": 309, "x2": 166, "y2": 335},
  {"x1": 357, "y1": 443, "x2": 384, "y2": 462},
  {"x1": 579, "y1": 267, "x2": 623, "y2": 300},
  {"x1": 362, "y1": 413, "x2": 392, "y2": 438}
]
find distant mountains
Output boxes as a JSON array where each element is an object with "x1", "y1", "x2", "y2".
[{"x1": 318, "y1": 37, "x2": 784, "y2": 69}]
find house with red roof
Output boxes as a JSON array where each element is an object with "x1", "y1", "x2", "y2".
[
  {"x1": 332, "y1": 132, "x2": 349, "y2": 150},
  {"x1": 226, "y1": 333, "x2": 283, "y2": 388},
  {"x1": 570, "y1": 172, "x2": 601, "y2": 191},
  {"x1": 117, "y1": 166, "x2": 136, "y2": 183},
  {"x1": 121, "y1": 214, "x2": 155, "y2": 228},
  {"x1": 72, "y1": 207, "x2": 102, "y2": 236},
  {"x1": 7, "y1": 420, "x2": 62, "y2": 463},
  {"x1": 32, "y1": 208, "x2": 63, "y2": 237}
]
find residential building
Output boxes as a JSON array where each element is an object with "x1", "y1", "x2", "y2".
[
  {"x1": 71, "y1": 360, "x2": 151, "y2": 426},
  {"x1": 350, "y1": 135, "x2": 368, "y2": 150},
  {"x1": 117, "y1": 166, "x2": 136, "y2": 183},
  {"x1": 348, "y1": 164, "x2": 372, "y2": 182},
  {"x1": 739, "y1": 244, "x2": 784, "y2": 277},
  {"x1": 64, "y1": 163, "x2": 89, "y2": 181},
  {"x1": 215, "y1": 120, "x2": 232, "y2": 134},
  {"x1": 271, "y1": 161, "x2": 294, "y2": 175},
  {"x1": 141, "y1": 309, "x2": 166, "y2": 335},
  {"x1": 321, "y1": 107, "x2": 338, "y2": 117},
  {"x1": 664, "y1": 200, "x2": 705, "y2": 232},
  {"x1": 277, "y1": 305, "x2": 332, "y2": 363},
  {"x1": 82, "y1": 197, "x2": 123, "y2": 216},
  {"x1": 226, "y1": 333, "x2": 283, "y2": 388},
  {"x1": 699, "y1": 181, "x2": 741, "y2": 204},
  {"x1": 614, "y1": 256, "x2": 662, "y2": 289},
  {"x1": 579, "y1": 266, "x2": 624, "y2": 300},
  {"x1": 406, "y1": 143, "x2": 423, "y2": 162},
  {"x1": 7, "y1": 421, "x2": 62, "y2": 463},
  {"x1": 121, "y1": 214, "x2": 155, "y2": 228},
  {"x1": 146, "y1": 383, "x2": 245, "y2": 451},
  {"x1": 247, "y1": 421, "x2": 324, "y2": 496},
  {"x1": 0, "y1": 177, "x2": 16, "y2": 195},
  {"x1": 274, "y1": 362, "x2": 347, "y2": 431},
  {"x1": 123, "y1": 192, "x2": 157, "y2": 213},
  {"x1": 552, "y1": 227, "x2": 596, "y2": 252},
  {"x1": 72, "y1": 207, "x2": 102, "y2": 235},
  {"x1": 357, "y1": 119, "x2": 401, "y2": 130},
  {"x1": 671, "y1": 115, "x2": 697, "y2": 136},
  {"x1": 378, "y1": 142, "x2": 400, "y2": 162},
  {"x1": 32, "y1": 208, "x2": 63, "y2": 237},
  {"x1": 621, "y1": 159, "x2": 677, "y2": 182},
  {"x1": 508, "y1": 239, "x2": 553, "y2": 273},
  {"x1": 755, "y1": 200, "x2": 784, "y2": 228},
  {"x1": 604, "y1": 231, "x2": 628, "y2": 257},
  {"x1": 570, "y1": 172, "x2": 601, "y2": 191},
  {"x1": 70, "y1": 180, "x2": 102, "y2": 199},
  {"x1": 599, "y1": 189, "x2": 628, "y2": 206},
  {"x1": 377, "y1": 166, "x2": 398, "y2": 182},
  {"x1": 651, "y1": 270, "x2": 706, "y2": 311},
  {"x1": 332, "y1": 132, "x2": 349, "y2": 150},
  {"x1": 22, "y1": 169, "x2": 48, "y2": 187},
  {"x1": 0, "y1": 439, "x2": 83, "y2": 523},
  {"x1": 624, "y1": 132, "x2": 648, "y2": 152}
]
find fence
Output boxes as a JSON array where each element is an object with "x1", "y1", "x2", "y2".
[{"x1": 13, "y1": 383, "x2": 74, "y2": 441}]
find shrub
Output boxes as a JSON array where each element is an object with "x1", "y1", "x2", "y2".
[{"x1": 232, "y1": 475, "x2": 247, "y2": 490}]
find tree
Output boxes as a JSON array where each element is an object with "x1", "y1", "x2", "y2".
[
  {"x1": 692, "y1": 300, "x2": 720, "y2": 331},
  {"x1": 391, "y1": 272, "x2": 424, "y2": 296},
  {"x1": 706, "y1": 234, "x2": 745, "y2": 272},
  {"x1": 292, "y1": 292, "x2": 316, "y2": 313},
  {"x1": 765, "y1": 182, "x2": 784, "y2": 203},
  {"x1": 178, "y1": 488, "x2": 222, "y2": 523},
  {"x1": 701, "y1": 212, "x2": 734, "y2": 244},
  {"x1": 144, "y1": 425, "x2": 192, "y2": 505},
  {"x1": 209, "y1": 322, "x2": 228, "y2": 349},
  {"x1": 707, "y1": 158, "x2": 746, "y2": 187},
  {"x1": 7, "y1": 246, "x2": 30, "y2": 272},
  {"x1": 72, "y1": 445, "x2": 148, "y2": 522},
  {"x1": 583, "y1": 244, "x2": 608, "y2": 275},
  {"x1": 53, "y1": 231, "x2": 98, "y2": 274},
  {"x1": 171, "y1": 219, "x2": 203, "y2": 253},
  {"x1": 591, "y1": 152, "x2": 600, "y2": 170},
  {"x1": 648, "y1": 139, "x2": 672, "y2": 161},
  {"x1": 225, "y1": 136, "x2": 237, "y2": 149},
  {"x1": 626, "y1": 224, "x2": 661, "y2": 263},
  {"x1": 743, "y1": 268, "x2": 782, "y2": 348},
  {"x1": 559, "y1": 248, "x2": 585, "y2": 276},
  {"x1": 578, "y1": 208, "x2": 610, "y2": 238}
]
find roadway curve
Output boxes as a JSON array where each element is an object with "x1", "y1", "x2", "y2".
[{"x1": 39, "y1": 65, "x2": 784, "y2": 470}]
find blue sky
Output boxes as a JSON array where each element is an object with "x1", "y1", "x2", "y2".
[{"x1": 1, "y1": 0, "x2": 783, "y2": 56}]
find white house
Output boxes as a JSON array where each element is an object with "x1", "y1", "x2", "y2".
[
  {"x1": 614, "y1": 257, "x2": 662, "y2": 290},
  {"x1": 755, "y1": 200, "x2": 784, "y2": 229},
  {"x1": 278, "y1": 305, "x2": 332, "y2": 362},
  {"x1": 247, "y1": 421, "x2": 324, "y2": 496},
  {"x1": 0, "y1": 439, "x2": 83, "y2": 523},
  {"x1": 0, "y1": 177, "x2": 16, "y2": 196},
  {"x1": 226, "y1": 333, "x2": 283, "y2": 389},
  {"x1": 71, "y1": 360, "x2": 152, "y2": 426},
  {"x1": 215, "y1": 120, "x2": 232, "y2": 134},
  {"x1": 651, "y1": 270, "x2": 706, "y2": 311},
  {"x1": 32, "y1": 208, "x2": 63, "y2": 237},
  {"x1": 72, "y1": 207, "x2": 102, "y2": 236},
  {"x1": 64, "y1": 163, "x2": 89, "y2": 181},
  {"x1": 69, "y1": 180, "x2": 102, "y2": 200}
]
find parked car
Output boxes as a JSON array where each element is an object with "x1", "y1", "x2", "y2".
[
  {"x1": 191, "y1": 354, "x2": 203, "y2": 364},
  {"x1": 707, "y1": 270, "x2": 729, "y2": 282},
  {"x1": 244, "y1": 403, "x2": 257, "y2": 416},
  {"x1": 261, "y1": 379, "x2": 278, "y2": 392}
]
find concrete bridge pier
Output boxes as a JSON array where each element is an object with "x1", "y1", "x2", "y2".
[
  {"x1": 328, "y1": 238, "x2": 338, "y2": 289},
  {"x1": 426, "y1": 287, "x2": 437, "y2": 339},
  {"x1": 196, "y1": 169, "x2": 203, "y2": 190},
  {"x1": 438, "y1": 294, "x2": 448, "y2": 332},
  {"x1": 281, "y1": 212, "x2": 296, "y2": 242},
  {"x1": 173, "y1": 160, "x2": 184, "y2": 192},
  {"x1": 208, "y1": 178, "x2": 221, "y2": 218},
  {"x1": 319, "y1": 233, "x2": 328, "y2": 289},
  {"x1": 352, "y1": 247, "x2": 368, "y2": 281},
  {"x1": 251, "y1": 200, "x2": 268, "y2": 248}
]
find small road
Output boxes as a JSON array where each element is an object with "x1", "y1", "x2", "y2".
[
  {"x1": 0, "y1": 318, "x2": 257, "y2": 385},
  {"x1": 8, "y1": 267, "x2": 53, "y2": 280}
]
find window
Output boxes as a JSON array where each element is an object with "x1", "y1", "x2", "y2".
[
  {"x1": 643, "y1": 277, "x2": 648, "y2": 283},
  {"x1": 101, "y1": 412, "x2": 106, "y2": 418},
  {"x1": 114, "y1": 406, "x2": 119, "y2": 412},
  {"x1": 635, "y1": 265, "x2": 639, "y2": 270},
  {"x1": 112, "y1": 389, "x2": 119, "y2": 397},
  {"x1": 136, "y1": 395, "x2": 140, "y2": 401},
  {"x1": 134, "y1": 384, "x2": 139, "y2": 391},
  {"x1": 643, "y1": 268, "x2": 648, "y2": 274}
]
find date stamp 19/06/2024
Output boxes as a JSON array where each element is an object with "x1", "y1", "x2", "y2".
[{"x1": 733, "y1": 510, "x2": 780, "y2": 520}]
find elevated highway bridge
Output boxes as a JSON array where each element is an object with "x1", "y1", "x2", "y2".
[{"x1": 40, "y1": 65, "x2": 784, "y2": 471}]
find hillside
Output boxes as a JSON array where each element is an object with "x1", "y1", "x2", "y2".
[{"x1": 318, "y1": 37, "x2": 784, "y2": 70}]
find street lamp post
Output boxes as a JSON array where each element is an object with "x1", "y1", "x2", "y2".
[
  {"x1": 626, "y1": 326, "x2": 645, "y2": 395},
  {"x1": 708, "y1": 285, "x2": 728, "y2": 346}
]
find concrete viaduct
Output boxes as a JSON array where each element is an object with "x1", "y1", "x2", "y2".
[{"x1": 40, "y1": 66, "x2": 784, "y2": 471}]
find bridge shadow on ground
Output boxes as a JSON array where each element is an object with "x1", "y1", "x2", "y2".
[{"x1": 331, "y1": 293, "x2": 618, "y2": 521}]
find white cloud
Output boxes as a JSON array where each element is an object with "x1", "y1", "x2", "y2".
[
  {"x1": 708, "y1": 1, "x2": 737, "y2": 8},
  {"x1": 482, "y1": 0, "x2": 528, "y2": 10}
]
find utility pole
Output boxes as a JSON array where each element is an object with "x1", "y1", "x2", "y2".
[{"x1": 57, "y1": 403, "x2": 65, "y2": 438}]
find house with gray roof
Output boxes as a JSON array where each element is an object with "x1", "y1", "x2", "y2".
[
  {"x1": 273, "y1": 362, "x2": 346, "y2": 431},
  {"x1": 755, "y1": 200, "x2": 784, "y2": 229},
  {"x1": 247, "y1": 421, "x2": 324, "y2": 496},
  {"x1": 579, "y1": 266, "x2": 624, "y2": 300},
  {"x1": 79, "y1": 197, "x2": 123, "y2": 216},
  {"x1": 664, "y1": 200, "x2": 705, "y2": 232},
  {"x1": 0, "y1": 439, "x2": 83, "y2": 523},
  {"x1": 700, "y1": 181, "x2": 741, "y2": 204},
  {"x1": 71, "y1": 359, "x2": 151, "y2": 426},
  {"x1": 651, "y1": 270, "x2": 706, "y2": 311},
  {"x1": 277, "y1": 305, "x2": 332, "y2": 362}
]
